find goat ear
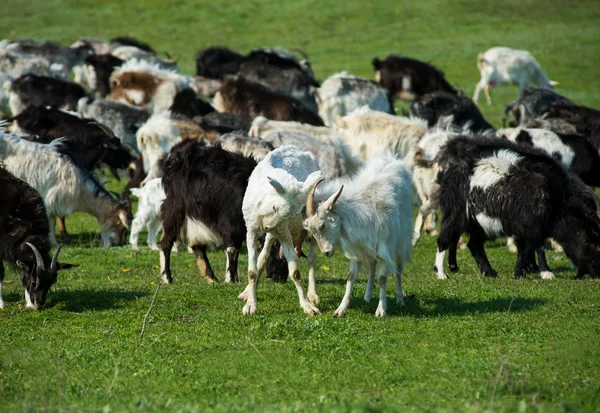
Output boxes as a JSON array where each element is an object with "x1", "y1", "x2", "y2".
[
  {"x1": 16, "y1": 261, "x2": 31, "y2": 273},
  {"x1": 267, "y1": 176, "x2": 286, "y2": 195}
]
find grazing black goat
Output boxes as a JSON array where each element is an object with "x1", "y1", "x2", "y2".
[{"x1": 0, "y1": 165, "x2": 75, "y2": 309}]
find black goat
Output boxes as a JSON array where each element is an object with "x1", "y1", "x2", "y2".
[
  {"x1": 169, "y1": 88, "x2": 215, "y2": 119},
  {"x1": 0, "y1": 166, "x2": 75, "y2": 309},
  {"x1": 503, "y1": 87, "x2": 574, "y2": 127},
  {"x1": 9, "y1": 74, "x2": 87, "y2": 115}
]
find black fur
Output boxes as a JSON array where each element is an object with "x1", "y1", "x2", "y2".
[
  {"x1": 84, "y1": 54, "x2": 124, "y2": 97},
  {"x1": 110, "y1": 36, "x2": 155, "y2": 53},
  {"x1": 409, "y1": 92, "x2": 494, "y2": 133},
  {"x1": 0, "y1": 166, "x2": 73, "y2": 309},
  {"x1": 169, "y1": 88, "x2": 215, "y2": 119},
  {"x1": 372, "y1": 55, "x2": 459, "y2": 100},
  {"x1": 217, "y1": 77, "x2": 324, "y2": 126},
  {"x1": 10, "y1": 74, "x2": 87, "y2": 113},
  {"x1": 436, "y1": 136, "x2": 600, "y2": 279},
  {"x1": 9, "y1": 106, "x2": 134, "y2": 172},
  {"x1": 195, "y1": 46, "x2": 245, "y2": 79}
]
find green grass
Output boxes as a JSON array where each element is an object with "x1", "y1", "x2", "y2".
[{"x1": 1, "y1": 0, "x2": 600, "y2": 411}]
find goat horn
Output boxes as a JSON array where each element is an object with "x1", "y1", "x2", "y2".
[
  {"x1": 306, "y1": 178, "x2": 324, "y2": 218},
  {"x1": 290, "y1": 48, "x2": 309, "y2": 61},
  {"x1": 25, "y1": 242, "x2": 45, "y2": 272},
  {"x1": 50, "y1": 244, "x2": 63, "y2": 272}
]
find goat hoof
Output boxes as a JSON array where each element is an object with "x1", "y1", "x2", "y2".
[
  {"x1": 302, "y1": 302, "x2": 321, "y2": 315},
  {"x1": 307, "y1": 292, "x2": 320, "y2": 305},
  {"x1": 483, "y1": 270, "x2": 498, "y2": 278},
  {"x1": 333, "y1": 308, "x2": 347, "y2": 317},
  {"x1": 449, "y1": 264, "x2": 459, "y2": 273},
  {"x1": 540, "y1": 271, "x2": 555, "y2": 280},
  {"x1": 161, "y1": 274, "x2": 174, "y2": 284},
  {"x1": 242, "y1": 302, "x2": 257, "y2": 315}
]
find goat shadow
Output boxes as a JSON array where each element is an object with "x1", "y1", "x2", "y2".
[
  {"x1": 336, "y1": 296, "x2": 546, "y2": 318},
  {"x1": 43, "y1": 289, "x2": 148, "y2": 312}
]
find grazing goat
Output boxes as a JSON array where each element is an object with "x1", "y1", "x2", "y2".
[
  {"x1": 333, "y1": 106, "x2": 427, "y2": 166},
  {"x1": 239, "y1": 145, "x2": 324, "y2": 315},
  {"x1": 372, "y1": 55, "x2": 459, "y2": 101},
  {"x1": 136, "y1": 110, "x2": 209, "y2": 184},
  {"x1": 160, "y1": 142, "x2": 260, "y2": 284},
  {"x1": 0, "y1": 133, "x2": 130, "y2": 247},
  {"x1": 409, "y1": 92, "x2": 495, "y2": 133},
  {"x1": 502, "y1": 87, "x2": 573, "y2": 127},
  {"x1": 0, "y1": 166, "x2": 75, "y2": 309},
  {"x1": 434, "y1": 137, "x2": 600, "y2": 280},
  {"x1": 314, "y1": 72, "x2": 393, "y2": 126},
  {"x1": 213, "y1": 77, "x2": 324, "y2": 126},
  {"x1": 303, "y1": 153, "x2": 413, "y2": 317},
  {"x1": 8, "y1": 74, "x2": 87, "y2": 115},
  {"x1": 473, "y1": 47, "x2": 557, "y2": 105}
]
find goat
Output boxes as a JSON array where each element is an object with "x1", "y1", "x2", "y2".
[
  {"x1": 473, "y1": 47, "x2": 557, "y2": 105},
  {"x1": 159, "y1": 142, "x2": 261, "y2": 284},
  {"x1": 0, "y1": 165, "x2": 75, "y2": 309},
  {"x1": 333, "y1": 106, "x2": 426, "y2": 167},
  {"x1": 502, "y1": 87, "x2": 573, "y2": 127},
  {"x1": 434, "y1": 137, "x2": 600, "y2": 280},
  {"x1": 129, "y1": 178, "x2": 165, "y2": 251},
  {"x1": 239, "y1": 145, "x2": 324, "y2": 315},
  {"x1": 314, "y1": 72, "x2": 393, "y2": 126},
  {"x1": 303, "y1": 153, "x2": 413, "y2": 317},
  {"x1": 372, "y1": 55, "x2": 459, "y2": 101},
  {"x1": 8, "y1": 74, "x2": 88, "y2": 115},
  {"x1": 213, "y1": 77, "x2": 324, "y2": 126},
  {"x1": 168, "y1": 88, "x2": 215, "y2": 119},
  {"x1": 0, "y1": 133, "x2": 130, "y2": 247},
  {"x1": 136, "y1": 111, "x2": 209, "y2": 185}
]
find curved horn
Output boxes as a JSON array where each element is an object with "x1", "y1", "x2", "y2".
[
  {"x1": 25, "y1": 242, "x2": 45, "y2": 271},
  {"x1": 290, "y1": 48, "x2": 309, "y2": 61},
  {"x1": 331, "y1": 185, "x2": 344, "y2": 207},
  {"x1": 50, "y1": 244, "x2": 63, "y2": 272},
  {"x1": 306, "y1": 178, "x2": 324, "y2": 218}
]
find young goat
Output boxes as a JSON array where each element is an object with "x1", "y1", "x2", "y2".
[
  {"x1": 0, "y1": 166, "x2": 75, "y2": 309},
  {"x1": 303, "y1": 153, "x2": 413, "y2": 317},
  {"x1": 129, "y1": 178, "x2": 165, "y2": 251},
  {"x1": 239, "y1": 145, "x2": 324, "y2": 315}
]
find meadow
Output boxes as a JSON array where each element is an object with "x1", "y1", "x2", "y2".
[{"x1": 1, "y1": 0, "x2": 600, "y2": 411}]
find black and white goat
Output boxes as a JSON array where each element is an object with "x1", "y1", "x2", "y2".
[
  {"x1": 434, "y1": 137, "x2": 600, "y2": 280},
  {"x1": 159, "y1": 141, "x2": 260, "y2": 284},
  {"x1": 0, "y1": 166, "x2": 75, "y2": 309}
]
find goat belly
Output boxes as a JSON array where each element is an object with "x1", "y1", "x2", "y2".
[
  {"x1": 182, "y1": 218, "x2": 223, "y2": 246},
  {"x1": 474, "y1": 213, "x2": 505, "y2": 238}
]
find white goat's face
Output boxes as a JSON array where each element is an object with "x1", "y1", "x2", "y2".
[
  {"x1": 259, "y1": 193, "x2": 301, "y2": 232},
  {"x1": 304, "y1": 206, "x2": 341, "y2": 257}
]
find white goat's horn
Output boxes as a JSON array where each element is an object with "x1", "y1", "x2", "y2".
[{"x1": 306, "y1": 178, "x2": 324, "y2": 217}]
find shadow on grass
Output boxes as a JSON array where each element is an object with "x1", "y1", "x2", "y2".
[
  {"x1": 45, "y1": 289, "x2": 148, "y2": 312},
  {"x1": 340, "y1": 295, "x2": 546, "y2": 317}
]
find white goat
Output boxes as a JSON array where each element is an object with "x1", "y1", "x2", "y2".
[
  {"x1": 136, "y1": 110, "x2": 207, "y2": 184},
  {"x1": 473, "y1": 47, "x2": 557, "y2": 105},
  {"x1": 0, "y1": 133, "x2": 130, "y2": 247},
  {"x1": 333, "y1": 106, "x2": 427, "y2": 168},
  {"x1": 313, "y1": 72, "x2": 392, "y2": 126},
  {"x1": 239, "y1": 145, "x2": 324, "y2": 315},
  {"x1": 249, "y1": 116, "x2": 361, "y2": 176},
  {"x1": 129, "y1": 178, "x2": 165, "y2": 250},
  {"x1": 303, "y1": 153, "x2": 413, "y2": 317}
]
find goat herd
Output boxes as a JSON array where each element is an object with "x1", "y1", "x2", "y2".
[{"x1": 0, "y1": 36, "x2": 599, "y2": 316}]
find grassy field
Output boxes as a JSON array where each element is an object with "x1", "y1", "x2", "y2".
[{"x1": 1, "y1": 0, "x2": 600, "y2": 411}]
